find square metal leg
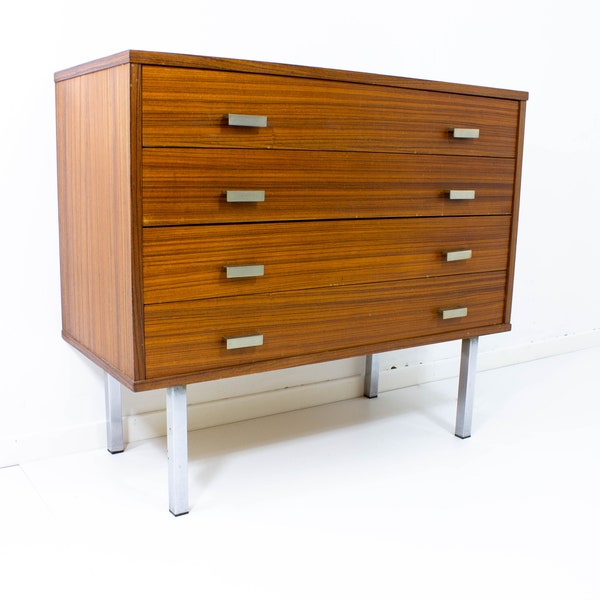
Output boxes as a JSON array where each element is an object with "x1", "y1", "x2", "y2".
[
  {"x1": 104, "y1": 373, "x2": 124, "y2": 454},
  {"x1": 167, "y1": 385, "x2": 189, "y2": 516},
  {"x1": 455, "y1": 337, "x2": 479, "y2": 439},
  {"x1": 364, "y1": 353, "x2": 380, "y2": 398}
]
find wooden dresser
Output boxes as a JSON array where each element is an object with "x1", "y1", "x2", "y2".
[{"x1": 55, "y1": 51, "x2": 527, "y2": 514}]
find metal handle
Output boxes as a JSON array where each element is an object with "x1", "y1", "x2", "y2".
[
  {"x1": 445, "y1": 250, "x2": 472, "y2": 262},
  {"x1": 228, "y1": 113, "x2": 268, "y2": 127},
  {"x1": 452, "y1": 128, "x2": 480, "y2": 139},
  {"x1": 441, "y1": 307, "x2": 468, "y2": 320},
  {"x1": 448, "y1": 190, "x2": 476, "y2": 200},
  {"x1": 224, "y1": 334, "x2": 264, "y2": 350},
  {"x1": 226, "y1": 190, "x2": 265, "y2": 203},
  {"x1": 224, "y1": 265, "x2": 265, "y2": 279}
]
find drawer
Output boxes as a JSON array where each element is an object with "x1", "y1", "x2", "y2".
[
  {"x1": 142, "y1": 149, "x2": 515, "y2": 225},
  {"x1": 143, "y1": 216, "x2": 511, "y2": 304},
  {"x1": 142, "y1": 67, "x2": 519, "y2": 157},
  {"x1": 144, "y1": 271, "x2": 507, "y2": 379}
]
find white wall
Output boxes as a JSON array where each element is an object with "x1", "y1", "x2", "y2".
[{"x1": 2, "y1": 0, "x2": 599, "y2": 466}]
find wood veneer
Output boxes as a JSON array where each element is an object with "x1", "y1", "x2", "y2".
[
  {"x1": 56, "y1": 64, "x2": 137, "y2": 381},
  {"x1": 144, "y1": 271, "x2": 507, "y2": 380},
  {"x1": 141, "y1": 67, "x2": 519, "y2": 157},
  {"x1": 142, "y1": 149, "x2": 515, "y2": 225},
  {"x1": 143, "y1": 217, "x2": 511, "y2": 304},
  {"x1": 55, "y1": 51, "x2": 527, "y2": 392}
]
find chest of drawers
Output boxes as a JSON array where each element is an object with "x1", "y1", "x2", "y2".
[{"x1": 55, "y1": 51, "x2": 527, "y2": 514}]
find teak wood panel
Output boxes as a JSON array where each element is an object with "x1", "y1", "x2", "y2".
[
  {"x1": 143, "y1": 216, "x2": 511, "y2": 304},
  {"x1": 142, "y1": 149, "x2": 515, "y2": 225},
  {"x1": 55, "y1": 50, "x2": 529, "y2": 102},
  {"x1": 54, "y1": 52, "x2": 527, "y2": 392},
  {"x1": 144, "y1": 271, "x2": 507, "y2": 379},
  {"x1": 55, "y1": 64, "x2": 137, "y2": 381},
  {"x1": 141, "y1": 67, "x2": 519, "y2": 157},
  {"x1": 503, "y1": 99, "x2": 527, "y2": 324}
]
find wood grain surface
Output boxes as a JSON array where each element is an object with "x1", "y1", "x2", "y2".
[
  {"x1": 144, "y1": 271, "x2": 507, "y2": 379},
  {"x1": 55, "y1": 52, "x2": 526, "y2": 391},
  {"x1": 55, "y1": 50, "x2": 528, "y2": 101},
  {"x1": 142, "y1": 149, "x2": 515, "y2": 225},
  {"x1": 142, "y1": 67, "x2": 519, "y2": 157},
  {"x1": 143, "y1": 216, "x2": 511, "y2": 304},
  {"x1": 56, "y1": 64, "x2": 137, "y2": 381}
]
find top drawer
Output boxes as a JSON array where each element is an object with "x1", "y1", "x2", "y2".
[{"x1": 141, "y1": 67, "x2": 519, "y2": 157}]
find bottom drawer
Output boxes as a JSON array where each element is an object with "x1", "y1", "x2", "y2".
[{"x1": 144, "y1": 271, "x2": 507, "y2": 379}]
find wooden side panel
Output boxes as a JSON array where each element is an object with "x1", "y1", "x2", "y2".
[
  {"x1": 504, "y1": 99, "x2": 527, "y2": 323},
  {"x1": 56, "y1": 64, "x2": 136, "y2": 382}
]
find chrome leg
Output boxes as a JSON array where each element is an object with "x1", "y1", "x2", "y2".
[
  {"x1": 455, "y1": 337, "x2": 479, "y2": 439},
  {"x1": 105, "y1": 373, "x2": 124, "y2": 454},
  {"x1": 364, "y1": 353, "x2": 380, "y2": 398},
  {"x1": 167, "y1": 385, "x2": 189, "y2": 516}
]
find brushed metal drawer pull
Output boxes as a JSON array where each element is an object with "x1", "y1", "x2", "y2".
[
  {"x1": 441, "y1": 307, "x2": 468, "y2": 320},
  {"x1": 448, "y1": 190, "x2": 476, "y2": 200},
  {"x1": 228, "y1": 113, "x2": 268, "y2": 127},
  {"x1": 226, "y1": 190, "x2": 265, "y2": 203},
  {"x1": 445, "y1": 250, "x2": 472, "y2": 262},
  {"x1": 224, "y1": 334, "x2": 264, "y2": 350},
  {"x1": 224, "y1": 265, "x2": 265, "y2": 278},
  {"x1": 452, "y1": 128, "x2": 480, "y2": 139}
]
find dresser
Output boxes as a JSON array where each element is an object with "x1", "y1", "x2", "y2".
[{"x1": 55, "y1": 50, "x2": 527, "y2": 515}]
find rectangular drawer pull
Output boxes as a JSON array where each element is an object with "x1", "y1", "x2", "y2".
[
  {"x1": 228, "y1": 113, "x2": 268, "y2": 127},
  {"x1": 445, "y1": 249, "x2": 473, "y2": 262},
  {"x1": 448, "y1": 190, "x2": 476, "y2": 200},
  {"x1": 441, "y1": 307, "x2": 468, "y2": 320},
  {"x1": 224, "y1": 265, "x2": 265, "y2": 279},
  {"x1": 224, "y1": 334, "x2": 264, "y2": 350},
  {"x1": 452, "y1": 128, "x2": 480, "y2": 139},
  {"x1": 226, "y1": 190, "x2": 265, "y2": 203}
]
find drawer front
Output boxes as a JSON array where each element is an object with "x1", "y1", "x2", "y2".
[
  {"x1": 143, "y1": 216, "x2": 511, "y2": 304},
  {"x1": 141, "y1": 67, "x2": 519, "y2": 157},
  {"x1": 142, "y1": 149, "x2": 515, "y2": 225},
  {"x1": 144, "y1": 271, "x2": 507, "y2": 379}
]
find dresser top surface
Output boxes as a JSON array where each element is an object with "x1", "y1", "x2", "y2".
[{"x1": 54, "y1": 50, "x2": 528, "y2": 101}]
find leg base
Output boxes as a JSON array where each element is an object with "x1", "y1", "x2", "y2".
[
  {"x1": 455, "y1": 337, "x2": 479, "y2": 439},
  {"x1": 105, "y1": 373, "x2": 125, "y2": 454},
  {"x1": 364, "y1": 354, "x2": 380, "y2": 398},
  {"x1": 167, "y1": 385, "x2": 189, "y2": 517}
]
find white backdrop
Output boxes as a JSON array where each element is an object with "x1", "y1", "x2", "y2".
[{"x1": 2, "y1": 0, "x2": 599, "y2": 466}]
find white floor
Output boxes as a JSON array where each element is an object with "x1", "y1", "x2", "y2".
[{"x1": 2, "y1": 347, "x2": 599, "y2": 599}]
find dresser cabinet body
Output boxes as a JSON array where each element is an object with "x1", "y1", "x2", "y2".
[{"x1": 55, "y1": 51, "x2": 527, "y2": 393}]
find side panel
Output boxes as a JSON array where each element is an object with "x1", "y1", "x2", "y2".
[
  {"x1": 503, "y1": 99, "x2": 527, "y2": 323},
  {"x1": 56, "y1": 64, "x2": 136, "y2": 383}
]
